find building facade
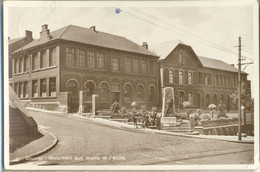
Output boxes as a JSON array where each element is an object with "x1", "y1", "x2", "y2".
[
  {"x1": 10, "y1": 24, "x2": 159, "y2": 112},
  {"x1": 151, "y1": 41, "x2": 249, "y2": 111}
]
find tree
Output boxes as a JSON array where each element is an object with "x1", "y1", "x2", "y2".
[{"x1": 230, "y1": 81, "x2": 252, "y2": 107}]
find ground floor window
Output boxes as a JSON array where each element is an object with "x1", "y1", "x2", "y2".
[
  {"x1": 179, "y1": 91, "x2": 184, "y2": 108},
  {"x1": 40, "y1": 79, "x2": 47, "y2": 97},
  {"x1": 85, "y1": 81, "x2": 95, "y2": 101},
  {"x1": 100, "y1": 82, "x2": 109, "y2": 102},
  {"x1": 188, "y1": 93, "x2": 192, "y2": 104},
  {"x1": 24, "y1": 81, "x2": 29, "y2": 98},
  {"x1": 149, "y1": 86, "x2": 156, "y2": 102},
  {"x1": 124, "y1": 84, "x2": 132, "y2": 102},
  {"x1": 49, "y1": 77, "x2": 56, "y2": 97},
  {"x1": 213, "y1": 94, "x2": 217, "y2": 105},
  {"x1": 19, "y1": 82, "x2": 23, "y2": 98},
  {"x1": 206, "y1": 93, "x2": 210, "y2": 107},
  {"x1": 136, "y1": 85, "x2": 144, "y2": 102},
  {"x1": 32, "y1": 80, "x2": 38, "y2": 97}
]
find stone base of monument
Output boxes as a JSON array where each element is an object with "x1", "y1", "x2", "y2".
[{"x1": 160, "y1": 117, "x2": 180, "y2": 127}]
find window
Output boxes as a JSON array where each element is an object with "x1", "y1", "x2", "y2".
[
  {"x1": 125, "y1": 57, "x2": 132, "y2": 73},
  {"x1": 85, "y1": 82, "x2": 95, "y2": 101},
  {"x1": 49, "y1": 77, "x2": 56, "y2": 97},
  {"x1": 206, "y1": 94, "x2": 210, "y2": 107},
  {"x1": 76, "y1": 49, "x2": 85, "y2": 67},
  {"x1": 179, "y1": 71, "x2": 183, "y2": 84},
  {"x1": 41, "y1": 50, "x2": 48, "y2": 68},
  {"x1": 188, "y1": 93, "x2": 192, "y2": 104},
  {"x1": 133, "y1": 58, "x2": 140, "y2": 73},
  {"x1": 100, "y1": 82, "x2": 109, "y2": 102},
  {"x1": 213, "y1": 94, "x2": 217, "y2": 105},
  {"x1": 179, "y1": 92, "x2": 184, "y2": 108},
  {"x1": 32, "y1": 80, "x2": 38, "y2": 97},
  {"x1": 169, "y1": 70, "x2": 174, "y2": 83},
  {"x1": 208, "y1": 74, "x2": 212, "y2": 85},
  {"x1": 97, "y1": 52, "x2": 105, "y2": 70},
  {"x1": 87, "y1": 50, "x2": 95, "y2": 69},
  {"x1": 15, "y1": 58, "x2": 19, "y2": 73},
  {"x1": 19, "y1": 82, "x2": 23, "y2": 98},
  {"x1": 49, "y1": 47, "x2": 56, "y2": 66},
  {"x1": 179, "y1": 51, "x2": 183, "y2": 64},
  {"x1": 111, "y1": 57, "x2": 119, "y2": 72},
  {"x1": 149, "y1": 86, "x2": 156, "y2": 102},
  {"x1": 199, "y1": 72, "x2": 202, "y2": 84},
  {"x1": 215, "y1": 75, "x2": 219, "y2": 86},
  {"x1": 19, "y1": 57, "x2": 24, "y2": 73},
  {"x1": 40, "y1": 79, "x2": 47, "y2": 97},
  {"x1": 141, "y1": 59, "x2": 147, "y2": 74},
  {"x1": 188, "y1": 72, "x2": 192, "y2": 84},
  {"x1": 149, "y1": 60, "x2": 156, "y2": 75},
  {"x1": 124, "y1": 84, "x2": 132, "y2": 102},
  {"x1": 32, "y1": 53, "x2": 39, "y2": 70},
  {"x1": 24, "y1": 56, "x2": 29, "y2": 72},
  {"x1": 136, "y1": 85, "x2": 144, "y2": 102},
  {"x1": 66, "y1": 47, "x2": 75, "y2": 66},
  {"x1": 24, "y1": 81, "x2": 29, "y2": 98},
  {"x1": 205, "y1": 74, "x2": 208, "y2": 85}
]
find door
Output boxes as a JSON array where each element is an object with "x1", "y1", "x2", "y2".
[{"x1": 112, "y1": 92, "x2": 120, "y2": 103}]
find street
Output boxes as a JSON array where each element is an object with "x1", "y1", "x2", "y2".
[{"x1": 23, "y1": 110, "x2": 254, "y2": 165}]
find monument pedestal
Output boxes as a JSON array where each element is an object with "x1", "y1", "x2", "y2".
[{"x1": 161, "y1": 117, "x2": 180, "y2": 127}]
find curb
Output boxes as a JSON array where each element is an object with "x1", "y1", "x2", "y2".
[
  {"x1": 74, "y1": 114, "x2": 254, "y2": 144},
  {"x1": 26, "y1": 107, "x2": 64, "y2": 114},
  {"x1": 9, "y1": 129, "x2": 59, "y2": 165}
]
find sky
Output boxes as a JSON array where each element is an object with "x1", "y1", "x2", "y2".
[{"x1": 5, "y1": 1, "x2": 258, "y2": 97}]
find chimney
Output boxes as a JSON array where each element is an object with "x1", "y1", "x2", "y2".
[
  {"x1": 142, "y1": 42, "x2": 148, "y2": 49},
  {"x1": 25, "y1": 30, "x2": 32, "y2": 39},
  {"x1": 40, "y1": 24, "x2": 50, "y2": 39},
  {"x1": 90, "y1": 26, "x2": 96, "y2": 32}
]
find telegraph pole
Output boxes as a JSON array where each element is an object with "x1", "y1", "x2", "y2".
[{"x1": 238, "y1": 36, "x2": 242, "y2": 141}]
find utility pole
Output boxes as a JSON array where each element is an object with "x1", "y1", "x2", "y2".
[{"x1": 238, "y1": 36, "x2": 242, "y2": 141}]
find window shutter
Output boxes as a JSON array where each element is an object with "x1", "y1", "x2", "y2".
[
  {"x1": 185, "y1": 71, "x2": 188, "y2": 84},
  {"x1": 175, "y1": 69, "x2": 179, "y2": 84},
  {"x1": 164, "y1": 68, "x2": 169, "y2": 83}
]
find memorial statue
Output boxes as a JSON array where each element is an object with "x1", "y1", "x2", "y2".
[{"x1": 165, "y1": 97, "x2": 173, "y2": 117}]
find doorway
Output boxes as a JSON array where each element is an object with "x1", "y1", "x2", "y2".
[{"x1": 112, "y1": 92, "x2": 120, "y2": 103}]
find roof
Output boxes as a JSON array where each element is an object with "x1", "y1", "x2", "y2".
[
  {"x1": 198, "y1": 56, "x2": 246, "y2": 74},
  {"x1": 13, "y1": 25, "x2": 158, "y2": 57},
  {"x1": 149, "y1": 40, "x2": 184, "y2": 60},
  {"x1": 8, "y1": 36, "x2": 26, "y2": 45}
]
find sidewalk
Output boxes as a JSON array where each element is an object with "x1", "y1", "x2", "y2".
[
  {"x1": 9, "y1": 129, "x2": 58, "y2": 165},
  {"x1": 73, "y1": 114, "x2": 254, "y2": 144}
]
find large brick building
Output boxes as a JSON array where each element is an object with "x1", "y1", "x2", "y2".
[
  {"x1": 10, "y1": 24, "x2": 159, "y2": 112},
  {"x1": 150, "y1": 40, "x2": 250, "y2": 111}
]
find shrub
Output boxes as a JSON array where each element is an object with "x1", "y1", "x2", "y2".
[
  {"x1": 183, "y1": 101, "x2": 191, "y2": 109},
  {"x1": 120, "y1": 106, "x2": 127, "y2": 114},
  {"x1": 208, "y1": 104, "x2": 216, "y2": 110}
]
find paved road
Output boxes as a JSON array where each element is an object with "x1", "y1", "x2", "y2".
[{"x1": 25, "y1": 110, "x2": 254, "y2": 165}]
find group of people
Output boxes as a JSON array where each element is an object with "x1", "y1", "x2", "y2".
[{"x1": 131, "y1": 108, "x2": 161, "y2": 129}]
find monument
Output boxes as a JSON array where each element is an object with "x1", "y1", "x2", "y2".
[{"x1": 161, "y1": 87, "x2": 180, "y2": 127}]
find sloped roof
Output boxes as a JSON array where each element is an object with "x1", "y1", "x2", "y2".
[
  {"x1": 198, "y1": 56, "x2": 246, "y2": 74},
  {"x1": 8, "y1": 36, "x2": 26, "y2": 45},
  {"x1": 149, "y1": 40, "x2": 183, "y2": 60},
  {"x1": 13, "y1": 25, "x2": 158, "y2": 57}
]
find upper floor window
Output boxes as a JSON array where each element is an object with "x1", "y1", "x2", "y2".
[
  {"x1": 87, "y1": 50, "x2": 95, "y2": 69},
  {"x1": 179, "y1": 51, "x2": 183, "y2": 64},
  {"x1": 97, "y1": 52, "x2": 105, "y2": 70},
  {"x1": 208, "y1": 74, "x2": 212, "y2": 85},
  {"x1": 24, "y1": 56, "x2": 29, "y2": 72},
  {"x1": 66, "y1": 47, "x2": 75, "y2": 67},
  {"x1": 133, "y1": 58, "x2": 140, "y2": 73},
  {"x1": 141, "y1": 59, "x2": 147, "y2": 74},
  {"x1": 19, "y1": 57, "x2": 24, "y2": 73},
  {"x1": 188, "y1": 72, "x2": 192, "y2": 84},
  {"x1": 169, "y1": 70, "x2": 174, "y2": 83},
  {"x1": 179, "y1": 71, "x2": 183, "y2": 84},
  {"x1": 125, "y1": 57, "x2": 132, "y2": 73},
  {"x1": 32, "y1": 53, "x2": 39, "y2": 70},
  {"x1": 111, "y1": 57, "x2": 119, "y2": 72},
  {"x1": 41, "y1": 50, "x2": 48, "y2": 68},
  {"x1": 204, "y1": 74, "x2": 208, "y2": 85},
  {"x1": 15, "y1": 58, "x2": 19, "y2": 73},
  {"x1": 149, "y1": 60, "x2": 156, "y2": 75},
  {"x1": 49, "y1": 48, "x2": 56, "y2": 66},
  {"x1": 76, "y1": 49, "x2": 85, "y2": 67}
]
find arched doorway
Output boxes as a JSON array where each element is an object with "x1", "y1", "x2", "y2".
[
  {"x1": 213, "y1": 94, "x2": 217, "y2": 105},
  {"x1": 206, "y1": 93, "x2": 210, "y2": 107},
  {"x1": 66, "y1": 79, "x2": 80, "y2": 113}
]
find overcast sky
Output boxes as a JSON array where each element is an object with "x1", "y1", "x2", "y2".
[{"x1": 5, "y1": 1, "x2": 258, "y2": 97}]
